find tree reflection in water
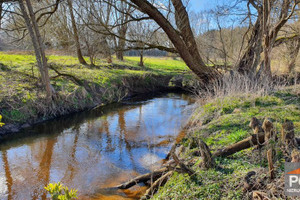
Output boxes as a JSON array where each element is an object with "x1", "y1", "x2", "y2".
[{"x1": 0, "y1": 93, "x2": 194, "y2": 199}]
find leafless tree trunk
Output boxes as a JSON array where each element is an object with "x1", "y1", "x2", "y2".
[
  {"x1": 258, "y1": 0, "x2": 299, "y2": 79},
  {"x1": 19, "y1": 0, "x2": 53, "y2": 100},
  {"x1": 130, "y1": 0, "x2": 219, "y2": 84},
  {"x1": 216, "y1": 16, "x2": 228, "y2": 67},
  {"x1": 139, "y1": 49, "x2": 144, "y2": 67},
  {"x1": 67, "y1": 0, "x2": 87, "y2": 65},
  {"x1": 287, "y1": 37, "x2": 300, "y2": 73},
  {"x1": 236, "y1": 12, "x2": 263, "y2": 76},
  {"x1": 0, "y1": 3, "x2": 3, "y2": 29},
  {"x1": 102, "y1": 38, "x2": 112, "y2": 63},
  {"x1": 115, "y1": 2, "x2": 131, "y2": 61},
  {"x1": 116, "y1": 26, "x2": 127, "y2": 61},
  {"x1": 261, "y1": 0, "x2": 272, "y2": 79},
  {"x1": 236, "y1": 0, "x2": 298, "y2": 79}
]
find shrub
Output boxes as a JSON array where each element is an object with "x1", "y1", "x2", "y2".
[{"x1": 45, "y1": 182, "x2": 78, "y2": 200}]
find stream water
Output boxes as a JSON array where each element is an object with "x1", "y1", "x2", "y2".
[{"x1": 0, "y1": 93, "x2": 194, "y2": 200}]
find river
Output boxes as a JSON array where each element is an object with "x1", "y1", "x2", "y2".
[{"x1": 0, "y1": 92, "x2": 194, "y2": 199}]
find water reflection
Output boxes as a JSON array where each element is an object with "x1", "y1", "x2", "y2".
[{"x1": 0, "y1": 93, "x2": 194, "y2": 199}]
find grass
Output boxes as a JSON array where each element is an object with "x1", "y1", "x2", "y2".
[
  {"x1": 0, "y1": 52, "x2": 191, "y2": 125},
  {"x1": 154, "y1": 85, "x2": 300, "y2": 200},
  {"x1": 0, "y1": 52, "x2": 188, "y2": 74}
]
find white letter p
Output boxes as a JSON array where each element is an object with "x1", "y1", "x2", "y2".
[{"x1": 290, "y1": 175, "x2": 299, "y2": 187}]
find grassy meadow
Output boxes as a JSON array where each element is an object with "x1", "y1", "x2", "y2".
[{"x1": 0, "y1": 51, "x2": 192, "y2": 127}]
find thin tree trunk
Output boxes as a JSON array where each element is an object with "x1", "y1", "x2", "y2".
[
  {"x1": 25, "y1": 0, "x2": 53, "y2": 99},
  {"x1": 236, "y1": 14, "x2": 263, "y2": 76},
  {"x1": 116, "y1": 27, "x2": 126, "y2": 61},
  {"x1": 261, "y1": 0, "x2": 272, "y2": 79},
  {"x1": 259, "y1": 0, "x2": 296, "y2": 79},
  {"x1": 103, "y1": 38, "x2": 112, "y2": 63},
  {"x1": 139, "y1": 49, "x2": 144, "y2": 67},
  {"x1": 67, "y1": 0, "x2": 87, "y2": 65},
  {"x1": 0, "y1": 3, "x2": 3, "y2": 29},
  {"x1": 19, "y1": 0, "x2": 53, "y2": 100}
]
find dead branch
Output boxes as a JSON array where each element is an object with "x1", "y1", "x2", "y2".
[
  {"x1": 116, "y1": 167, "x2": 168, "y2": 189},
  {"x1": 49, "y1": 64, "x2": 84, "y2": 86},
  {"x1": 141, "y1": 171, "x2": 173, "y2": 200},
  {"x1": 172, "y1": 153, "x2": 195, "y2": 176}
]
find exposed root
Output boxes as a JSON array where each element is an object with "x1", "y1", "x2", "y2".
[
  {"x1": 116, "y1": 167, "x2": 168, "y2": 189},
  {"x1": 141, "y1": 171, "x2": 173, "y2": 199}
]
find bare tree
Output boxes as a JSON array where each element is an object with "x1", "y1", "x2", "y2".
[
  {"x1": 128, "y1": 0, "x2": 219, "y2": 84},
  {"x1": 113, "y1": 1, "x2": 132, "y2": 61},
  {"x1": 259, "y1": 0, "x2": 299, "y2": 78},
  {"x1": 77, "y1": 0, "x2": 113, "y2": 63},
  {"x1": 18, "y1": 0, "x2": 54, "y2": 100},
  {"x1": 67, "y1": 0, "x2": 87, "y2": 65}
]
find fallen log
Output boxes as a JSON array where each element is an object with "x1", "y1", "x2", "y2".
[
  {"x1": 213, "y1": 132, "x2": 265, "y2": 157},
  {"x1": 116, "y1": 167, "x2": 168, "y2": 189},
  {"x1": 141, "y1": 171, "x2": 173, "y2": 200}
]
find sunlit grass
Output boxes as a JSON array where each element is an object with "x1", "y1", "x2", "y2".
[
  {"x1": 0, "y1": 52, "x2": 188, "y2": 72},
  {"x1": 0, "y1": 51, "x2": 192, "y2": 124}
]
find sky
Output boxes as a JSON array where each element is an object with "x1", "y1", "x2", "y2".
[{"x1": 189, "y1": 0, "x2": 219, "y2": 12}]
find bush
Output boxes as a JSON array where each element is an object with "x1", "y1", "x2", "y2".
[{"x1": 45, "y1": 182, "x2": 78, "y2": 200}]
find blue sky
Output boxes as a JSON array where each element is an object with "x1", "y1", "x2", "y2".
[{"x1": 189, "y1": 0, "x2": 219, "y2": 12}]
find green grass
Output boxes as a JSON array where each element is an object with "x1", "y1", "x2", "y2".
[
  {"x1": 154, "y1": 85, "x2": 300, "y2": 199},
  {"x1": 0, "y1": 52, "x2": 192, "y2": 124},
  {"x1": 0, "y1": 52, "x2": 188, "y2": 73},
  {"x1": 0, "y1": 52, "x2": 189, "y2": 89}
]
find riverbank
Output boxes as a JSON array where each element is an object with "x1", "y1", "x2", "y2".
[
  {"x1": 0, "y1": 52, "x2": 195, "y2": 136},
  {"x1": 153, "y1": 84, "x2": 300, "y2": 199}
]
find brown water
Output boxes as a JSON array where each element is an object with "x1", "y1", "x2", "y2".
[{"x1": 0, "y1": 93, "x2": 194, "y2": 200}]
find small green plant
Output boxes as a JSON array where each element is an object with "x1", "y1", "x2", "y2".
[{"x1": 45, "y1": 182, "x2": 78, "y2": 200}]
